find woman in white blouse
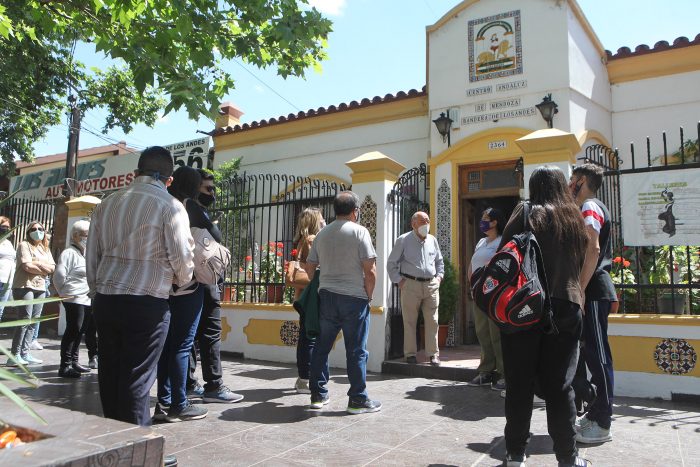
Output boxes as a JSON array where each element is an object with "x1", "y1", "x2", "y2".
[
  {"x1": 53, "y1": 220, "x2": 92, "y2": 378},
  {"x1": 467, "y1": 207, "x2": 507, "y2": 391},
  {"x1": 9, "y1": 221, "x2": 55, "y2": 366},
  {"x1": 0, "y1": 216, "x2": 16, "y2": 321}
]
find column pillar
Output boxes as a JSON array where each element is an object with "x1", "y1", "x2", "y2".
[
  {"x1": 515, "y1": 128, "x2": 582, "y2": 198},
  {"x1": 346, "y1": 152, "x2": 405, "y2": 372}
]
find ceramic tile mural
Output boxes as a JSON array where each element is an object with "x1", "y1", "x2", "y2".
[{"x1": 437, "y1": 179, "x2": 452, "y2": 262}]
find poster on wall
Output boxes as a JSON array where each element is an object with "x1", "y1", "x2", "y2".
[
  {"x1": 468, "y1": 10, "x2": 523, "y2": 83},
  {"x1": 11, "y1": 137, "x2": 210, "y2": 200},
  {"x1": 620, "y1": 169, "x2": 700, "y2": 246}
]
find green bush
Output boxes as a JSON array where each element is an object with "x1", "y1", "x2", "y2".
[{"x1": 438, "y1": 258, "x2": 459, "y2": 325}]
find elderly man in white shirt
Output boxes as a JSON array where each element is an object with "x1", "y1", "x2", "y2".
[{"x1": 387, "y1": 211, "x2": 444, "y2": 366}]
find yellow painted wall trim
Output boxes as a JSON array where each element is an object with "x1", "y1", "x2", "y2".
[
  {"x1": 567, "y1": 0, "x2": 606, "y2": 57},
  {"x1": 214, "y1": 96, "x2": 428, "y2": 152},
  {"x1": 610, "y1": 335, "x2": 699, "y2": 376},
  {"x1": 222, "y1": 303, "x2": 294, "y2": 312},
  {"x1": 243, "y1": 318, "x2": 343, "y2": 347},
  {"x1": 577, "y1": 129, "x2": 611, "y2": 148},
  {"x1": 426, "y1": 0, "x2": 479, "y2": 33},
  {"x1": 222, "y1": 302, "x2": 383, "y2": 315},
  {"x1": 523, "y1": 149, "x2": 577, "y2": 165},
  {"x1": 516, "y1": 129, "x2": 581, "y2": 164},
  {"x1": 429, "y1": 127, "x2": 531, "y2": 168},
  {"x1": 607, "y1": 44, "x2": 700, "y2": 84},
  {"x1": 429, "y1": 127, "x2": 530, "y2": 268},
  {"x1": 350, "y1": 169, "x2": 401, "y2": 184},
  {"x1": 609, "y1": 314, "x2": 700, "y2": 327}
]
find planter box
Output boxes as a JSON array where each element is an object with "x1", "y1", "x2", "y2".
[{"x1": 0, "y1": 400, "x2": 164, "y2": 466}]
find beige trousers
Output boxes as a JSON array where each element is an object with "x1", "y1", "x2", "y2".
[{"x1": 401, "y1": 277, "x2": 440, "y2": 358}]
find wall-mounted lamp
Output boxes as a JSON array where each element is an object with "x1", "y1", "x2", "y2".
[
  {"x1": 535, "y1": 94, "x2": 558, "y2": 129},
  {"x1": 432, "y1": 109, "x2": 453, "y2": 147}
]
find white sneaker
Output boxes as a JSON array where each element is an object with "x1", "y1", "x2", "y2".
[
  {"x1": 504, "y1": 453, "x2": 526, "y2": 466},
  {"x1": 23, "y1": 354, "x2": 43, "y2": 364},
  {"x1": 29, "y1": 340, "x2": 43, "y2": 350},
  {"x1": 6, "y1": 354, "x2": 28, "y2": 366},
  {"x1": 575, "y1": 420, "x2": 612, "y2": 444},
  {"x1": 295, "y1": 378, "x2": 311, "y2": 394},
  {"x1": 500, "y1": 389, "x2": 506, "y2": 398}
]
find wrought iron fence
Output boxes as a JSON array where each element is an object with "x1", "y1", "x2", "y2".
[
  {"x1": 0, "y1": 196, "x2": 57, "y2": 251},
  {"x1": 213, "y1": 173, "x2": 346, "y2": 303},
  {"x1": 581, "y1": 123, "x2": 700, "y2": 314}
]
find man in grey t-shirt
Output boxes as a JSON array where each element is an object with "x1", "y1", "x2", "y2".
[{"x1": 304, "y1": 191, "x2": 381, "y2": 414}]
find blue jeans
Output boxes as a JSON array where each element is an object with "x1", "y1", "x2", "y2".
[
  {"x1": 0, "y1": 281, "x2": 11, "y2": 321},
  {"x1": 309, "y1": 290, "x2": 370, "y2": 400},
  {"x1": 158, "y1": 285, "x2": 204, "y2": 410},
  {"x1": 296, "y1": 309, "x2": 316, "y2": 379}
]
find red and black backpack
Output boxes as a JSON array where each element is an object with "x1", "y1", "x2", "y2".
[{"x1": 470, "y1": 202, "x2": 555, "y2": 334}]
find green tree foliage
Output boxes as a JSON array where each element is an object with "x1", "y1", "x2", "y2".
[
  {"x1": 0, "y1": 1, "x2": 332, "y2": 164},
  {"x1": 438, "y1": 258, "x2": 459, "y2": 324}
]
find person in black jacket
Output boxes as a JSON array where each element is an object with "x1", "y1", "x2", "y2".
[{"x1": 185, "y1": 169, "x2": 244, "y2": 403}]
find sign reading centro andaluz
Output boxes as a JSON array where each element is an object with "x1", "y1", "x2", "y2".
[{"x1": 11, "y1": 138, "x2": 209, "y2": 200}]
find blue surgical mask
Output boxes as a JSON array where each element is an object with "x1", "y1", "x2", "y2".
[
  {"x1": 479, "y1": 220, "x2": 492, "y2": 233},
  {"x1": 29, "y1": 230, "x2": 45, "y2": 242}
]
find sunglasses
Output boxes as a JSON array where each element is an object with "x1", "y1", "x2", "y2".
[{"x1": 29, "y1": 227, "x2": 44, "y2": 232}]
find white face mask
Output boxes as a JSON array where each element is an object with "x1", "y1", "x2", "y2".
[
  {"x1": 79, "y1": 238, "x2": 88, "y2": 249},
  {"x1": 29, "y1": 230, "x2": 45, "y2": 242},
  {"x1": 417, "y1": 224, "x2": 430, "y2": 237}
]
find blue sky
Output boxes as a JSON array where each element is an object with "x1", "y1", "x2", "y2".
[{"x1": 33, "y1": 0, "x2": 700, "y2": 156}]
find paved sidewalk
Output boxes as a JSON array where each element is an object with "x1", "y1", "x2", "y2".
[{"x1": 3, "y1": 334, "x2": 699, "y2": 466}]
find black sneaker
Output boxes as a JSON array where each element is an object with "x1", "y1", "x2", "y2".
[
  {"x1": 346, "y1": 398, "x2": 382, "y2": 414},
  {"x1": 58, "y1": 365, "x2": 81, "y2": 378},
  {"x1": 152, "y1": 402, "x2": 170, "y2": 422},
  {"x1": 165, "y1": 402, "x2": 208, "y2": 422}
]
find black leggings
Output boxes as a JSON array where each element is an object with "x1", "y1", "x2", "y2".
[{"x1": 60, "y1": 303, "x2": 92, "y2": 366}]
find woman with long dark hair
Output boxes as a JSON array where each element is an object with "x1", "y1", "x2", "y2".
[
  {"x1": 499, "y1": 166, "x2": 590, "y2": 467},
  {"x1": 154, "y1": 166, "x2": 209, "y2": 423}
]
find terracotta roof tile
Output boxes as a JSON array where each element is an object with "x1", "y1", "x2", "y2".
[
  {"x1": 212, "y1": 87, "x2": 427, "y2": 136},
  {"x1": 606, "y1": 34, "x2": 700, "y2": 60}
]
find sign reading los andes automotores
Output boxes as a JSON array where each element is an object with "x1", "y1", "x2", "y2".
[
  {"x1": 468, "y1": 10, "x2": 522, "y2": 83},
  {"x1": 11, "y1": 137, "x2": 209, "y2": 200},
  {"x1": 620, "y1": 168, "x2": 700, "y2": 246}
]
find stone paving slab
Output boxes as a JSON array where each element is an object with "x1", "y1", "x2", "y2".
[{"x1": 2, "y1": 334, "x2": 699, "y2": 466}]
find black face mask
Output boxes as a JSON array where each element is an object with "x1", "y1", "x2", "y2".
[
  {"x1": 198, "y1": 192, "x2": 215, "y2": 207},
  {"x1": 0, "y1": 226, "x2": 9, "y2": 236}
]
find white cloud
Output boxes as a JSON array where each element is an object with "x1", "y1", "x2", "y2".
[
  {"x1": 254, "y1": 84, "x2": 265, "y2": 94},
  {"x1": 307, "y1": 0, "x2": 346, "y2": 16}
]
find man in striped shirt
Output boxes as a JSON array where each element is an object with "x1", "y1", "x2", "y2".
[
  {"x1": 87, "y1": 146, "x2": 194, "y2": 428},
  {"x1": 569, "y1": 163, "x2": 617, "y2": 445}
]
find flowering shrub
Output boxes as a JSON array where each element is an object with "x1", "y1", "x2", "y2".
[
  {"x1": 259, "y1": 241, "x2": 285, "y2": 283},
  {"x1": 611, "y1": 256, "x2": 636, "y2": 294}
]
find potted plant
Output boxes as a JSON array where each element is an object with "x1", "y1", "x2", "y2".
[
  {"x1": 611, "y1": 255, "x2": 636, "y2": 306},
  {"x1": 437, "y1": 258, "x2": 459, "y2": 347},
  {"x1": 647, "y1": 246, "x2": 692, "y2": 314},
  {"x1": 259, "y1": 241, "x2": 285, "y2": 303}
]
